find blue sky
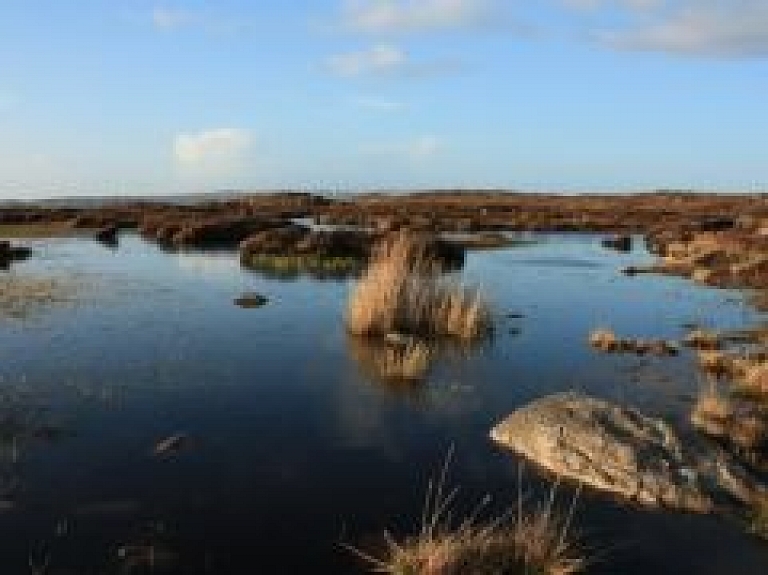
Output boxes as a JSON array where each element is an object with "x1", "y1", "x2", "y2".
[{"x1": 0, "y1": 0, "x2": 767, "y2": 198}]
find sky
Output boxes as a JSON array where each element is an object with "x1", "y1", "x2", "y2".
[{"x1": 0, "y1": 0, "x2": 767, "y2": 199}]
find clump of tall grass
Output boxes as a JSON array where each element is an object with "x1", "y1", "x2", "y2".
[
  {"x1": 588, "y1": 328, "x2": 618, "y2": 351},
  {"x1": 742, "y1": 363, "x2": 768, "y2": 395},
  {"x1": 683, "y1": 328, "x2": 722, "y2": 350},
  {"x1": 349, "y1": 458, "x2": 585, "y2": 575},
  {"x1": 692, "y1": 382, "x2": 732, "y2": 424},
  {"x1": 346, "y1": 232, "x2": 491, "y2": 341},
  {"x1": 691, "y1": 382, "x2": 767, "y2": 451}
]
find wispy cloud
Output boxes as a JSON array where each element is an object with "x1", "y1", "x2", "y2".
[
  {"x1": 327, "y1": 44, "x2": 464, "y2": 78},
  {"x1": 174, "y1": 128, "x2": 253, "y2": 173},
  {"x1": 152, "y1": 7, "x2": 201, "y2": 30},
  {"x1": 599, "y1": 2, "x2": 768, "y2": 57},
  {"x1": 340, "y1": 0, "x2": 498, "y2": 33},
  {"x1": 362, "y1": 135, "x2": 442, "y2": 160},
  {"x1": 327, "y1": 44, "x2": 407, "y2": 76},
  {"x1": 558, "y1": 0, "x2": 768, "y2": 57}
]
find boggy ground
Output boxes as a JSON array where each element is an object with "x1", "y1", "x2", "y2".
[
  {"x1": 4, "y1": 192, "x2": 768, "y2": 573},
  {"x1": 1, "y1": 191, "x2": 765, "y2": 239},
  {"x1": 3, "y1": 191, "x2": 765, "y2": 274}
]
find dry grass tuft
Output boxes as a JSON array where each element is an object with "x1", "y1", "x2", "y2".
[
  {"x1": 347, "y1": 232, "x2": 491, "y2": 341},
  {"x1": 684, "y1": 329, "x2": 722, "y2": 350},
  {"x1": 588, "y1": 329, "x2": 619, "y2": 352},
  {"x1": 349, "y1": 458, "x2": 585, "y2": 575},
  {"x1": 742, "y1": 363, "x2": 768, "y2": 395},
  {"x1": 692, "y1": 383, "x2": 732, "y2": 424},
  {"x1": 691, "y1": 382, "x2": 767, "y2": 451},
  {"x1": 698, "y1": 350, "x2": 734, "y2": 377}
]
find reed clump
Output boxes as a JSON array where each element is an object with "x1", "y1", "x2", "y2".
[
  {"x1": 351, "y1": 461, "x2": 585, "y2": 575},
  {"x1": 347, "y1": 232, "x2": 491, "y2": 342}
]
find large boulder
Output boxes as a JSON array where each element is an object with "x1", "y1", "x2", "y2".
[{"x1": 490, "y1": 393, "x2": 767, "y2": 513}]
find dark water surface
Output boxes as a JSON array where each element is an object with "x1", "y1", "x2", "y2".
[{"x1": 1, "y1": 233, "x2": 768, "y2": 574}]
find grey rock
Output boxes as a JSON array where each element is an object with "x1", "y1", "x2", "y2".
[{"x1": 491, "y1": 393, "x2": 767, "y2": 513}]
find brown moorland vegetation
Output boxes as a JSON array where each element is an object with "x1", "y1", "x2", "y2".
[{"x1": 346, "y1": 232, "x2": 491, "y2": 342}]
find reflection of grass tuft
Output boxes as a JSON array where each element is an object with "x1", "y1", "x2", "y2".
[{"x1": 348, "y1": 336, "x2": 434, "y2": 384}]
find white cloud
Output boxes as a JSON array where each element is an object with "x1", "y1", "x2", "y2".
[
  {"x1": 173, "y1": 129, "x2": 253, "y2": 172},
  {"x1": 327, "y1": 44, "x2": 407, "y2": 76},
  {"x1": 362, "y1": 135, "x2": 442, "y2": 160},
  {"x1": 601, "y1": 2, "x2": 768, "y2": 56},
  {"x1": 341, "y1": 0, "x2": 495, "y2": 33},
  {"x1": 152, "y1": 7, "x2": 200, "y2": 29}
]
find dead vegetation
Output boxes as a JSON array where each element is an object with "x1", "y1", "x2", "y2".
[
  {"x1": 588, "y1": 328, "x2": 678, "y2": 357},
  {"x1": 683, "y1": 329, "x2": 722, "y2": 351},
  {"x1": 347, "y1": 232, "x2": 491, "y2": 342},
  {"x1": 0, "y1": 275, "x2": 82, "y2": 319},
  {"x1": 349, "y1": 458, "x2": 585, "y2": 575}
]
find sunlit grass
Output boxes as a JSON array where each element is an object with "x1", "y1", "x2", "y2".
[
  {"x1": 348, "y1": 457, "x2": 585, "y2": 575},
  {"x1": 347, "y1": 232, "x2": 491, "y2": 341}
]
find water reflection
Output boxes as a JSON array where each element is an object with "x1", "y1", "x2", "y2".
[
  {"x1": 346, "y1": 332, "x2": 494, "y2": 392},
  {"x1": 241, "y1": 254, "x2": 363, "y2": 281},
  {"x1": 347, "y1": 335, "x2": 434, "y2": 387}
]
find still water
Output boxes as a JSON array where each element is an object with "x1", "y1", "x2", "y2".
[{"x1": 1, "y1": 233, "x2": 767, "y2": 574}]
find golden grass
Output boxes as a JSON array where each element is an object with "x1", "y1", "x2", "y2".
[
  {"x1": 691, "y1": 382, "x2": 767, "y2": 451},
  {"x1": 349, "y1": 458, "x2": 585, "y2": 575},
  {"x1": 692, "y1": 383, "x2": 732, "y2": 423},
  {"x1": 346, "y1": 232, "x2": 491, "y2": 341},
  {"x1": 683, "y1": 329, "x2": 721, "y2": 350},
  {"x1": 0, "y1": 275, "x2": 81, "y2": 319},
  {"x1": 742, "y1": 363, "x2": 768, "y2": 395},
  {"x1": 588, "y1": 329, "x2": 618, "y2": 352},
  {"x1": 697, "y1": 350, "x2": 735, "y2": 377}
]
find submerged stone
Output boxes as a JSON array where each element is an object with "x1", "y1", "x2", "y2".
[{"x1": 234, "y1": 292, "x2": 268, "y2": 309}]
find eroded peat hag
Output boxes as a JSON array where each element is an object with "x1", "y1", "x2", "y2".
[{"x1": 2, "y1": 213, "x2": 768, "y2": 573}]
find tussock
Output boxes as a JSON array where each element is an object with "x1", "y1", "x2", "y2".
[
  {"x1": 347, "y1": 232, "x2": 491, "y2": 341},
  {"x1": 348, "y1": 457, "x2": 585, "y2": 575}
]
